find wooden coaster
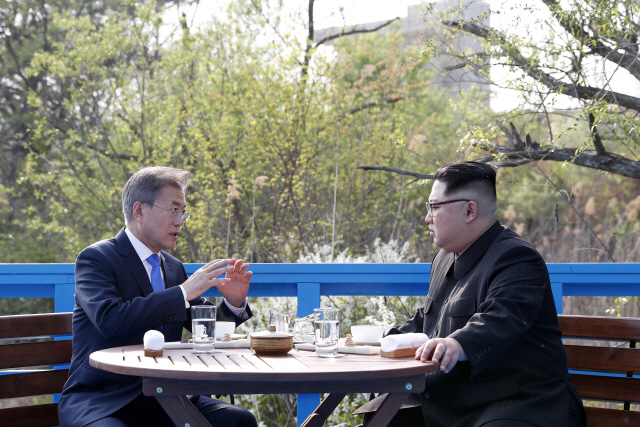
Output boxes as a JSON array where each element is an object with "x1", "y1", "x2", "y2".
[
  {"x1": 144, "y1": 348, "x2": 163, "y2": 357},
  {"x1": 380, "y1": 347, "x2": 419, "y2": 358}
]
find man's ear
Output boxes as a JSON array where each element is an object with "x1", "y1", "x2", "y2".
[
  {"x1": 465, "y1": 201, "x2": 479, "y2": 223},
  {"x1": 132, "y1": 201, "x2": 144, "y2": 224}
]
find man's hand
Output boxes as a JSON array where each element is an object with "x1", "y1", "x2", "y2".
[
  {"x1": 216, "y1": 259, "x2": 252, "y2": 307},
  {"x1": 415, "y1": 337, "x2": 465, "y2": 373},
  {"x1": 182, "y1": 259, "x2": 237, "y2": 301}
]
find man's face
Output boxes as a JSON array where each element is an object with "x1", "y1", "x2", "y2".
[
  {"x1": 425, "y1": 180, "x2": 469, "y2": 254},
  {"x1": 137, "y1": 185, "x2": 186, "y2": 253}
]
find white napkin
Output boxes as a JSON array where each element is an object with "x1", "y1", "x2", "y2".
[
  {"x1": 144, "y1": 330, "x2": 165, "y2": 351},
  {"x1": 381, "y1": 333, "x2": 429, "y2": 353}
]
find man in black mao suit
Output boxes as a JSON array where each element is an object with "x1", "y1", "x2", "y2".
[
  {"x1": 59, "y1": 166, "x2": 258, "y2": 427},
  {"x1": 360, "y1": 162, "x2": 586, "y2": 427}
]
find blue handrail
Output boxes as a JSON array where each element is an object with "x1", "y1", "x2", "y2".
[{"x1": 2, "y1": 262, "x2": 640, "y2": 425}]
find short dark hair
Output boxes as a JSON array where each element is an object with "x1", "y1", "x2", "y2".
[
  {"x1": 433, "y1": 161, "x2": 496, "y2": 201},
  {"x1": 121, "y1": 166, "x2": 191, "y2": 224}
]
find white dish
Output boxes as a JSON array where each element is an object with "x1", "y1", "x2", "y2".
[
  {"x1": 230, "y1": 333, "x2": 246, "y2": 340},
  {"x1": 351, "y1": 325, "x2": 384, "y2": 343},
  {"x1": 215, "y1": 321, "x2": 236, "y2": 339}
]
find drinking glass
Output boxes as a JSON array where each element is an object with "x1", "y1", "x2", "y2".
[
  {"x1": 191, "y1": 305, "x2": 217, "y2": 354},
  {"x1": 293, "y1": 318, "x2": 315, "y2": 343},
  {"x1": 314, "y1": 308, "x2": 340, "y2": 358},
  {"x1": 268, "y1": 312, "x2": 291, "y2": 333}
]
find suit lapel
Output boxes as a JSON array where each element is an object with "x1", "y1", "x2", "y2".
[
  {"x1": 160, "y1": 252, "x2": 177, "y2": 289},
  {"x1": 116, "y1": 228, "x2": 154, "y2": 297}
]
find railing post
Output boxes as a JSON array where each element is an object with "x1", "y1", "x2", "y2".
[
  {"x1": 296, "y1": 283, "x2": 321, "y2": 427},
  {"x1": 53, "y1": 278, "x2": 75, "y2": 403},
  {"x1": 550, "y1": 282, "x2": 563, "y2": 314},
  {"x1": 54, "y1": 277, "x2": 76, "y2": 313}
]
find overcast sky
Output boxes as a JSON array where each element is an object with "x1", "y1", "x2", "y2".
[{"x1": 163, "y1": 1, "x2": 639, "y2": 111}]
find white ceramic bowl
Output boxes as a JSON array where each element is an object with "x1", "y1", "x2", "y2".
[
  {"x1": 215, "y1": 321, "x2": 236, "y2": 339},
  {"x1": 351, "y1": 325, "x2": 384, "y2": 343}
]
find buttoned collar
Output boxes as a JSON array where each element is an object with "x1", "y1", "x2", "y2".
[{"x1": 453, "y1": 220, "x2": 503, "y2": 280}]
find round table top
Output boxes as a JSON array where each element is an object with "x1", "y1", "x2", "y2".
[{"x1": 89, "y1": 345, "x2": 438, "y2": 383}]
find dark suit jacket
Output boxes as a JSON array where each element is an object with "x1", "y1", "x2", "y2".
[
  {"x1": 58, "y1": 229, "x2": 252, "y2": 427},
  {"x1": 390, "y1": 221, "x2": 585, "y2": 427}
]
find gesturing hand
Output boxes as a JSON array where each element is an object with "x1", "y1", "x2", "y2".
[
  {"x1": 216, "y1": 259, "x2": 252, "y2": 307},
  {"x1": 415, "y1": 337, "x2": 465, "y2": 373},
  {"x1": 182, "y1": 259, "x2": 236, "y2": 301}
]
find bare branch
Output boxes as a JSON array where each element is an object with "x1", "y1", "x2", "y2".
[
  {"x1": 315, "y1": 17, "x2": 400, "y2": 47},
  {"x1": 340, "y1": 94, "x2": 413, "y2": 118},
  {"x1": 540, "y1": 0, "x2": 640, "y2": 81},
  {"x1": 445, "y1": 20, "x2": 640, "y2": 112},
  {"x1": 588, "y1": 113, "x2": 607, "y2": 157}
]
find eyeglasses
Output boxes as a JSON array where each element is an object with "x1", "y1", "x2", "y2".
[
  {"x1": 146, "y1": 203, "x2": 190, "y2": 223},
  {"x1": 425, "y1": 199, "x2": 471, "y2": 215}
]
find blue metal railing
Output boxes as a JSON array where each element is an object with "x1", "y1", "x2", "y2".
[{"x1": 2, "y1": 262, "x2": 640, "y2": 425}]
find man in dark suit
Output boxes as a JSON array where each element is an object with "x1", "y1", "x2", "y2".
[
  {"x1": 359, "y1": 162, "x2": 586, "y2": 426},
  {"x1": 59, "y1": 166, "x2": 257, "y2": 427}
]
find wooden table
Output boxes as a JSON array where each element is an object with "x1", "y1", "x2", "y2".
[{"x1": 90, "y1": 345, "x2": 438, "y2": 427}]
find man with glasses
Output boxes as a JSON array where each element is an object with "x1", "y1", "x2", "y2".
[
  {"x1": 358, "y1": 162, "x2": 585, "y2": 426},
  {"x1": 59, "y1": 166, "x2": 257, "y2": 427}
]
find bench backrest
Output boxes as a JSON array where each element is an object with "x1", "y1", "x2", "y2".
[
  {"x1": 559, "y1": 314, "x2": 640, "y2": 427},
  {"x1": 0, "y1": 312, "x2": 73, "y2": 427}
]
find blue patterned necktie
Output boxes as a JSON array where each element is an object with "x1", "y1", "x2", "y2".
[{"x1": 146, "y1": 254, "x2": 164, "y2": 292}]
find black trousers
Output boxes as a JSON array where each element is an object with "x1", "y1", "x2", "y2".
[{"x1": 85, "y1": 393, "x2": 257, "y2": 427}]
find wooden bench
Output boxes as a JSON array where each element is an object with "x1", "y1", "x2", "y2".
[
  {"x1": 0, "y1": 312, "x2": 72, "y2": 427},
  {"x1": 559, "y1": 314, "x2": 640, "y2": 426}
]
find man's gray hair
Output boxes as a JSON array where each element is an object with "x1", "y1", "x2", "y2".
[{"x1": 121, "y1": 166, "x2": 191, "y2": 224}]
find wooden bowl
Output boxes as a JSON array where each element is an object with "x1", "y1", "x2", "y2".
[{"x1": 250, "y1": 327, "x2": 294, "y2": 355}]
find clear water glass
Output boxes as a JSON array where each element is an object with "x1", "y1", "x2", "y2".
[
  {"x1": 314, "y1": 308, "x2": 340, "y2": 358},
  {"x1": 191, "y1": 305, "x2": 217, "y2": 354}
]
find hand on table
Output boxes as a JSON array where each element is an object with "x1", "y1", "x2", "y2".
[{"x1": 415, "y1": 337, "x2": 465, "y2": 373}]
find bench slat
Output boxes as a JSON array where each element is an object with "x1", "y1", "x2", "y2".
[
  {"x1": 0, "y1": 369, "x2": 69, "y2": 400},
  {"x1": 565, "y1": 345, "x2": 640, "y2": 372},
  {"x1": 584, "y1": 406, "x2": 640, "y2": 427},
  {"x1": 559, "y1": 315, "x2": 640, "y2": 341},
  {"x1": 571, "y1": 373, "x2": 640, "y2": 403},
  {"x1": 0, "y1": 313, "x2": 72, "y2": 339},
  {"x1": 0, "y1": 341, "x2": 72, "y2": 370},
  {"x1": 0, "y1": 402, "x2": 59, "y2": 427}
]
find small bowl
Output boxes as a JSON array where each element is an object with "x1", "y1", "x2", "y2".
[
  {"x1": 351, "y1": 325, "x2": 384, "y2": 343},
  {"x1": 250, "y1": 328, "x2": 294, "y2": 355},
  {"x1": 215, "y1": 321, "x2": 236, "y2": 340}
]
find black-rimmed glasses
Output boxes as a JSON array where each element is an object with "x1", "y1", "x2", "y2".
[
  {"x1": 146, "y1": 203, "x2": 191, "y2": 223},
  {"x1": 425, "y1": 199, "x2": 471, "y2": 215}
]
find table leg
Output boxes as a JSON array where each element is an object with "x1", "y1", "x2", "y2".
[
  {"x1": 300, "y1": 393, "x2": 347, "y2": 427},
  {"x1": 154, "y1": 395, "x2": 212, "y2": 427},
  {"x1": 363, "y1": 393, "x2": 410, "y2": 427}
]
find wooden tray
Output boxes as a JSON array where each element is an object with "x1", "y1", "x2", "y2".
[{"x1": 380, "y1": 347, "x2": 420, "y2": 358}]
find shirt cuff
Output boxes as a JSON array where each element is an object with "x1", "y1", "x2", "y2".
[
  {"x1": 224, "y1": 298, "x2": 248, "y2": 318},
  {"x1": 179, "y1": 285, "x2": 189, "y2": 308}
]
